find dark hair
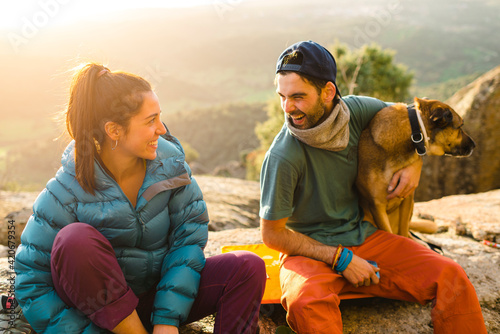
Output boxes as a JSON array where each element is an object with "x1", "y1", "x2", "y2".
[{"x1": 64, "y1": 63, "x2": 152, "y2": 194}]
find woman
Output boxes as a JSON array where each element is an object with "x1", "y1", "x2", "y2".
[{"x1": 14, "y1": 63, "x2": 266, "y2": 334}]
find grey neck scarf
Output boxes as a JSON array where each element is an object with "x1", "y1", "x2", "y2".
[{"x1": 286, "y1": 99, "x2": 350, "y2": 151}]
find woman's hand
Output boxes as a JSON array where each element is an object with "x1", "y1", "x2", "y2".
[
  {"x1": 386, "y1": 158, "x2": 423, "y2": 200},
  {"x1": 153, "y1": 325, "x2": 179, "y2": 334},
  {"x1": 341, "y1": 254, "x2": 380, "y2": 287}
]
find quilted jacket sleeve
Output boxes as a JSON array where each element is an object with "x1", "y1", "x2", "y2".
[
  {"x1": 14, "y1": 181, "x2": 107, "y2": 334},
  {"x1": 152, "y1": 162, "x2": 209, "y2": 327}
]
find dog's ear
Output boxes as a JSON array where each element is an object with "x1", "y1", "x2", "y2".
[
  {"x1": 414, "y1": 97, "x2": 422, "y2": 109},
  {"x1": 414, "y1": 97, "x2": 429, "y2": 110},
  {"x1": 430, "y1": 107, "x2": 453, "y2": 128}
]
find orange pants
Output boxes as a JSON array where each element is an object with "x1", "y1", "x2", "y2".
[{"x1": 280, "y1": 230, "x2": 487, "y2": 334}]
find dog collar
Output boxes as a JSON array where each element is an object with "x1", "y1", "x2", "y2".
[{"x1": 407, "y1": 104, "x2": 429, "y2": 156}]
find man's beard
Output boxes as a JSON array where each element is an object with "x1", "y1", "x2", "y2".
[{"x1": 288, "y1": 98, "x2": 327, "y2": 130}]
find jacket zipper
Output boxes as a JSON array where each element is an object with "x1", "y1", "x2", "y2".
[
  {"x1": 95, "y1": 161, "x2": 145, "y2": 247},
  {"x1": 135, "y1": 213, "x2": 145, "y2": 247}
]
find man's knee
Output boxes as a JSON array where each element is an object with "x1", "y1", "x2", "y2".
[
  {"x1": 438, "y1": 260, "x2": 474, "y2": 297},
  {"x1": 283, "y1": 283, "x2": 342, "y2": 334}
]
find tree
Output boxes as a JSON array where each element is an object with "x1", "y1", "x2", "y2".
[
  {"x1": 180, "y1": 141, "x2": 200, "y2": 164},
  {"x1": 246, "y1": 42, "x2": 414, "y2": 180},
  {"x1": 246, "y1": 98, "x2": 283, "y2": 180},
  {"x1": 332, "y1": 42, "x2": 413, "y2": 101}
]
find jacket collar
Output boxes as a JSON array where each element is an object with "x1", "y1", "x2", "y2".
[{"x1": 60, "y1": 136, "x2": 190, "y2": 209}]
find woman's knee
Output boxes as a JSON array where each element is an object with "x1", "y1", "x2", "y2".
[
  {"x1": 54, "y1": 222, "x2": 97, "y2": 244},
  {"x1": 233, "y1": 251, "x2": 267, "y2": 283},
  {"x1": 52, "y1": 223, "x2": 110, "y2": 260}
]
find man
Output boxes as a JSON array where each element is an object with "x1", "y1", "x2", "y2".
[{"x1": 259, "y1": 40, "x2": 486, "y2": 333}]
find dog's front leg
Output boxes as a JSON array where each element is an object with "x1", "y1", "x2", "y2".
[
  {"x1": 370, "y1": 200, "x2": 393, "y2": 234},
  {"x1": 395, "y1": 195, "x2": 413, "y2": 238}
]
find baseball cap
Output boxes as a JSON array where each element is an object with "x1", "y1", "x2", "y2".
[{"x1": 276, "y1": 40, "x2": 341, "y2": 96}]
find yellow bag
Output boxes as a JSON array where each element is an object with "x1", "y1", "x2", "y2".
[
  {"x1": 221, "y1": 243, "x2": 281, "y2": 304},
  {"x1": 221, "y1": 243, "x2": 376, "y2": 304}
]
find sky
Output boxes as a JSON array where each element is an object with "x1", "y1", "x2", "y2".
[{"x1": 0, "y1": 0, "x2": 248, "y2": 29}]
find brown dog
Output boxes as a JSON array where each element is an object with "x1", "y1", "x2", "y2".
[{"x1": 356, "y1": 97, "x2": 475, "y2": 238}]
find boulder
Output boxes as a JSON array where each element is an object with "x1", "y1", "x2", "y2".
[
  {"x1": 416, "y1": 66, "x2": 500, "y2": 201},
  {"x1": 414, "y1": 189, "x2": 500, "y2": 242},
  {"x1": 196, "y1": 175, "x2": 260, "y2": 231},
  {"x1": 0, "y1": 191, "x2": 38, "y2": 247}
]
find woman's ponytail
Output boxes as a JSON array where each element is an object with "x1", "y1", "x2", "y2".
[{"x1": 64, "y1": 63, "x2": 151, "y2": 194}]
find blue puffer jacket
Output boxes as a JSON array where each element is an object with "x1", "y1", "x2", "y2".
[{"x1": 14, "y1": 133, "x2": 209, "y2": 333}]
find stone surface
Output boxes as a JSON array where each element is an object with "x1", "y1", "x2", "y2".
[
  {"x1": 0, "y1": 191, "x2": 37, "y2": 248},
  {"x1": 200, "y1": 225, "x2": 500, "y2": 333},
  {"x1": 0, "y1": 177, "x2": 499, "y2": 333},
  {"x1": 196, "y1": 175, "x2": 261, "y2": 232},
  {"x1": 414, "y1": 189, "x2": 500, "y2": 242}
]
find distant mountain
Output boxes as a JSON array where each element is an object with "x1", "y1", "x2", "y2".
[
  {"x1": 1, "y1": 0, "x2": 499, "y2": 188},
  {"x1": 167, "y1": 102, "x2": 268, "y2": 171},
  {"x1": 1, "y1": 0, "x2": 499, "y2": 122}
]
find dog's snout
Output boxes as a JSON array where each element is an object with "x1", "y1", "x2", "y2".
[
  {"x1": 463, "y1": 132, "x2": 476, "y2": 150},
  {"x1": 470, "y1": 137, "x2": 476, "y2": 150},
  {"x1": 450, "y1": 133, "x2": 476, "y2": 157}
]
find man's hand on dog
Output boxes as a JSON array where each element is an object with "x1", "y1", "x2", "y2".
[
  {"x1": 386, "y1": 158, "x2": 423, "y2": 200},
  {"x1": 342, "y1": 255, "x2": 380, "y2": 287}
]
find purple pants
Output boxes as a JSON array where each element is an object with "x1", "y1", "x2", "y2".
[{"x1": 51, "y1": 223, "x2": 266, "y2": 333}]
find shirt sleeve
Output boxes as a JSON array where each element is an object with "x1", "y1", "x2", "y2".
[
  {"x1": 259, "y1": 151, "x2": 299, "y2": 221},
  {"x1": 343, "y1": 95, "x2": 390, "y2": 133}
]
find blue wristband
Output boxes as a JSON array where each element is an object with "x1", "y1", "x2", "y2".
[
  {"x1": 335, "y1": 248, "x2": 353, "y2": 273},
  {"x1": 335, "y1": 249, "x2": 347, "y2": 271},
  {"x1": 337, "y1": 249, "x2": 353, "y2": 272}
]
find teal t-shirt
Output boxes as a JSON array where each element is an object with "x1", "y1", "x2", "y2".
[{"x1": 259, "y1": 95, "x2": 389, "y2": 247}]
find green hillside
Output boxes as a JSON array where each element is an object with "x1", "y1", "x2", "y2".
[
  {"x1": 166, "y1": 102, "x2": 268, "y2": 170},
  {"x1": 1, "y1": 0, "x2": 499, "y2": 189}
]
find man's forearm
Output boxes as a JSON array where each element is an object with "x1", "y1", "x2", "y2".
[
  {"x1": 261, "y1": 217, "x2": 336, "y2": 265},
  {"x1": 261, "y1": 217, "x2": 380, "y2": 287}
]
